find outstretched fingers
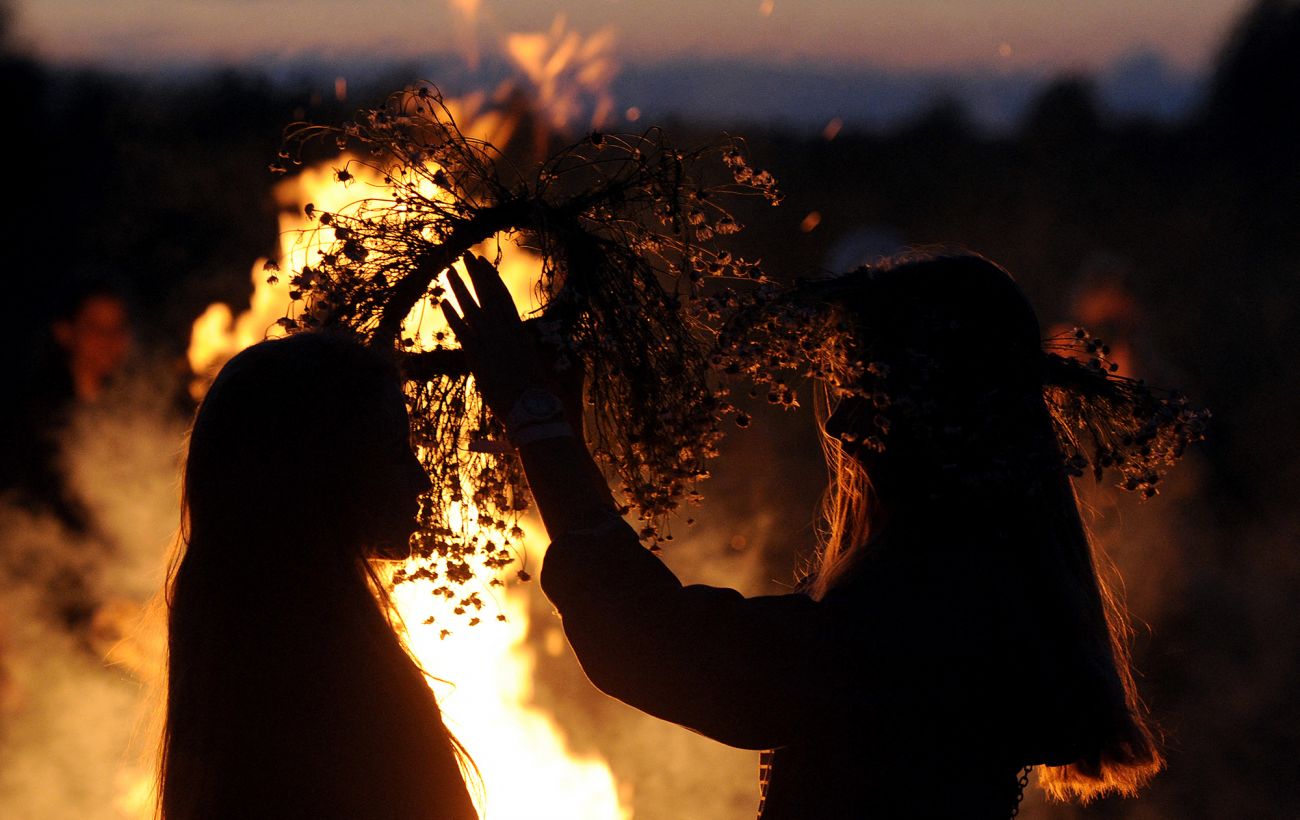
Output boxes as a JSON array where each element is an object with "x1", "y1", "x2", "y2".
[
  {"x1": 439, "y1": 254, "x2": 551, "y2": 417},
  {"x1": 440, "y1": 290, "x2": 467, "y2": 327},
  {"x1": 462, "y1": 252, "x2": 519, "y2": 322},
  {"x1": 440, "y1": 254, "x2": 527, "y2": 352},
  {"x1": 443, "y1": 266, "x2": 481, "y2": 320}
]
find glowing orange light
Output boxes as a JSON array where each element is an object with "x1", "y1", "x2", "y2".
[
  {"x1": 185, "y1": 120, "x2": 628, "y2": 820},
  {"x1": 505, "y1": 15, "x2": 618, "y2": 132},
  {"x1": 179, "y1": 21, "x2": 633, "y2": 814}
]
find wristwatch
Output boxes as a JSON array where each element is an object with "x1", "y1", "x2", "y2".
[{"x1": 504, "y1": 386, "x2": 567, "y2": 435}]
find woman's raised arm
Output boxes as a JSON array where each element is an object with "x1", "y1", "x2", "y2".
[
  {"x1": 441, "y1": 253, "x2": 619, "y2": 538},
  {"x1": 441, "y1": 253, "x2": 852, "y2": 747}
]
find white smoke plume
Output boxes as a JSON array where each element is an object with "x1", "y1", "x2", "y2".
[{"x1": 0, "y1": 365, "x2": 185, "y2": 819}]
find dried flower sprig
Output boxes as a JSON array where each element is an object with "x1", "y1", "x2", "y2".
[
  {"x1": 715, "y1": 273, "x2": 1208, "y2": 499},
  {"x1": 272, "y1": 84, "x2": 780, "y2": 596},
  {"x1": 1042, "y1": 329, "x2": 1210, "y2": 497}
]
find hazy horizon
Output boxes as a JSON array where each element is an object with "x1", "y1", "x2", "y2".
[
  {"x1": 15, "y1": 0, "x2": 1249, "y2": 75},
  {"x1": 6, "y1": 0, "x2": 1249, "y2": 132}
]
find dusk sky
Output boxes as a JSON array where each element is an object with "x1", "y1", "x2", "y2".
[{"x1": 17, "y1": 0, "x2": 1249, "y2": 75}]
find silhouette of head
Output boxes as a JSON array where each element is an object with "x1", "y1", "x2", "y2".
[
  {"x1": 800, "y1": 253, "x2": 1162, "y2": 800},
  {"x1": 183, "y1": 331, "x2": 430, "y2": 566},
  {"x1": 817, "y1": 254, "x2": 1054, "y2": 506},
  {"x1": 50, "y1": 280, "x2": 132, "y2": 402},
  {"x1": 164, "y1": 332, "x2": 476, "y2": 820}
]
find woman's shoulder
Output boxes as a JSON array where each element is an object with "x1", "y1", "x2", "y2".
[{"x1": 820, "y1": 534, "x2": 1018, "y2": 657}]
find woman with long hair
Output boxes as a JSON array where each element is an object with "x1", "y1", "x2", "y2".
[
  {"x1": 443, "y1": 251, "x2": 1181, "y2": 818},
  {"x1": 160, "y1": 332, "x2": 478, "y2": 820}
]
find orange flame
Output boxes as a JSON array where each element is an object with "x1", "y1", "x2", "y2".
[
  {"x1": 185, "y1": 96, "x2": 517, "y2": 398},
  {"x1": 392, "y1": 523, "x2": 627, "y2": 820},
  {"x1": 177, "y1": 22, "x2": 633, "y2": 814},
  {"x1": 184, "y1": 112, "x2": 627, "y2": 818},
  {"x1": 506, "y1": 15, "x2": 618, "y2": 132},
  {"x1": 448, "y1": 0, "x2": 483, "y2": 69}
]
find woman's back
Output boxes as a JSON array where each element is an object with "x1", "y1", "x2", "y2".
[
  {"x1": 540, "y1": 516, "x2": 1102, "y2": 818},
  {"x1": 756, "y1": 530, "x2": 1109, "y2": 818}
]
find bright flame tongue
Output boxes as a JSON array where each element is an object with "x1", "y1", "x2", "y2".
[
  {"x1": 186, "y1": 144, "x2": 629, "y2": 819},
  {"x1": 506, "y1": 15, "x2": 618, "y2": 132},
  {"x1": 393, "y1": 539, "x2": 627, "y2": 819}
]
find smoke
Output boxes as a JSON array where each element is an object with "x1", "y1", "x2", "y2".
[{"x1": 0, "y1": 364, "x2": 185, "y2": 819}]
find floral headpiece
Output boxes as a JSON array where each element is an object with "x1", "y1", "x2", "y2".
[
  {"x1": 272, "y1": 85, "x2": 778, "y2": 606},
  {"x1": 1039, "y1": 329, "x2": 1209, "y2": 496},
  {"x1": 716, "y1": 261, "x2": 1209, "y2": 497}
]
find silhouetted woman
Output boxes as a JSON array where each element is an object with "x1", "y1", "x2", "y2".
[
  {"x1": 161, "y1": 332, "x2": 478, "y2": 820},
  {"x1": 444, "y1": 251, "x2": 1167, "y2": 818}
]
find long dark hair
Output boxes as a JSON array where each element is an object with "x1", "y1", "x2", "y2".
[
  {"x1": 160, "y1": 332, "x2": 477, "y2": 820},
  {"x1": 809, "y1": 254, "x2": 1163, "y2": 802}
]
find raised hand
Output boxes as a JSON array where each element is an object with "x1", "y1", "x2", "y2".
[
  {"x1": 441, "y1": 253, "x2": 617, "y2": 535},
  {"x1": 440, "y1": 253, "x2": 552, "y2": 419}
]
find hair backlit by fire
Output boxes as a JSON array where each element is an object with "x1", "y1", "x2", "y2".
[{"x1": 791, "y1": 254, "x2": 1165, "y2": 803}]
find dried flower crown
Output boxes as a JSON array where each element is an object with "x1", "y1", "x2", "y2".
[
  {"x1": 272, "y1": 85, "x2": 779, "y2": 606},
  {"x1": 715, "y1": 263, "x2": 1209, "y2": 498},
  {"x1": 269, "y1": 88, "x2": 1205, "y2": 618}
]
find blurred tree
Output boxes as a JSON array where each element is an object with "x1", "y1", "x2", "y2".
[
  {"x1": 1203, "y1": 0, "x2": 1300, "y2": 160},
  {"x1": 1021, "y1": 76, "x2": 1102, "y2": 148},
  {"x1": 0, "y1": 0, "x2": 53, "y2": 402}
]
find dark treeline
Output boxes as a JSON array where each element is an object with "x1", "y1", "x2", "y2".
[{"x1": 1, "y1": 0, "x2": 1296, "y2": 817}]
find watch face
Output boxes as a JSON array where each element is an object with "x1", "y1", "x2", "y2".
[{"x1": 521, "y1": 388, "x2": 563, "y2": 419}]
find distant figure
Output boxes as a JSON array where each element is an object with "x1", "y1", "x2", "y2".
[
  {"x1": 444, "y1": 252, "x2": 1165, "y2": 818},
  {"x1": 51, "y1": 284, "x2": 132, "y2": 404},
  {"x1": 160, "y1": 332, "x2": 478, "y2": 820},
  {"x1": 1, "y1": 278, "x2": 132, "y2": 530}
]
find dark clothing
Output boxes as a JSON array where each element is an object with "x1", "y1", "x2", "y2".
[
  {"x1": 542, "y1": 522, "x2": 1094, "y2": 818},
  {"x1": 165, "y1": 576, "x2": 479, "y2": 820}
]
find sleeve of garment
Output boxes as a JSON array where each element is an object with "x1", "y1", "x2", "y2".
[{"x1": 540, "y1": 520, "x2": 853, "y2": 750}]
